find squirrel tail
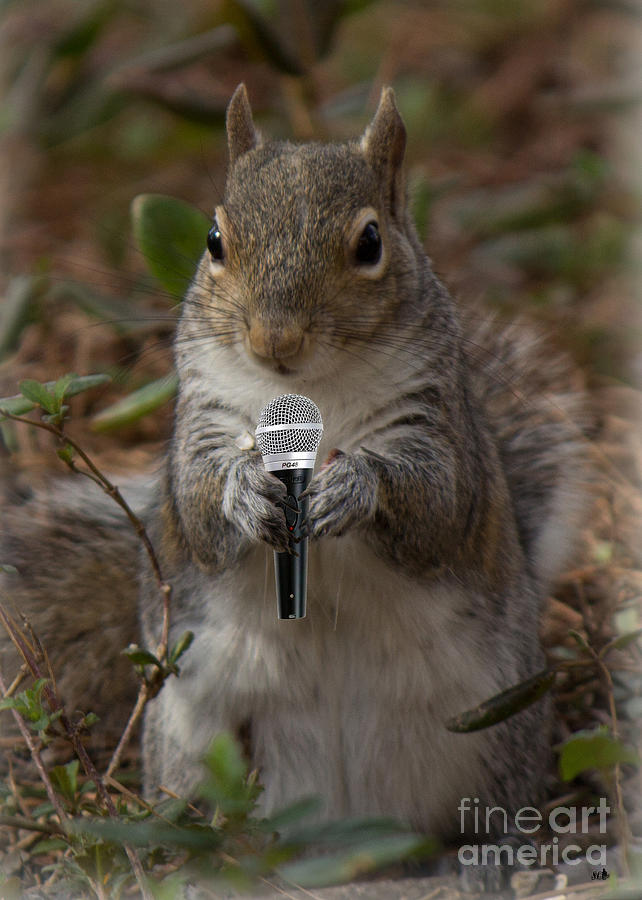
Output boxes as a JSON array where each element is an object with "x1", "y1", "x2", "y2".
[
  {"x1": 465, "y1": 313, "x2": 595, "y2": 589},
  {"x1": 0, "y1": 473, "x2": 153, "y2": 743}
]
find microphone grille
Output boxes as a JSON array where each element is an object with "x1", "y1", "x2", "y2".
[{"x1": 255, "y1": 394, "x2": 323, "y2": 455}]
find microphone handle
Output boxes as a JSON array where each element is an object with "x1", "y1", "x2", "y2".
[{"x1": 272, "y1": 467, "x2": 313, "y2": 619}]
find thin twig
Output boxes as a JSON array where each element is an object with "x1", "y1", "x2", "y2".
[
  {"x1": 586, "y1": 644, "x2": 632, "y2": 877},
  {"x1": 2, "y1": 664, "x2": 29, "y2": 699},
  {"x1": 0, "y1": 814, "x2": 66, "y2": 836},
  {"x1": 0, "y1": 405, "x2": 175, "y2": 776},
  {"x1": 105, "y1": 776, "x2": 182, "y2": 827},
  {"x1": 158, "y1": 785, "x2": 205, "y2": 818},
  {"x1": 106, "y1": 682, "x2": 149, "y2": 779},
  {"x1": 0, "y1": 609, "x2": 153, "y2": 899},
  {"x1": 0, "y1": 670, "x2": 67, "y2": 826},
  {"x1": 0, "y1": 408, "x2": 167, "y2": 591}
]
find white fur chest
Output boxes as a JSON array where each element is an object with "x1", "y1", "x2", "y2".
[{"x1": 173, "y1": 533, "x2": 503, "y2": 830}]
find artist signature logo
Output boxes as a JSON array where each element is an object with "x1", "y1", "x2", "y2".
[{"x1": 592, "y1": 868, "x2": 609, "y2": 880}]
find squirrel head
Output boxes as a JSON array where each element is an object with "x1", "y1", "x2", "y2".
[{"x1": 184, "y1": 83, "x2": 431, "y2": 384}]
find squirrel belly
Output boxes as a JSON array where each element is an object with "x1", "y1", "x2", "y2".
[{"x1": 140, "y1": 530, "x2": 547, "y2": 836}]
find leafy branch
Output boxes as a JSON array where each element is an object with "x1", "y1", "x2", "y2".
[{"x1": 0, "y1": 374, "x2": 182, "y2": 779}]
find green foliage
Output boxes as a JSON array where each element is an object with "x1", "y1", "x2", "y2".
[
  {"x1": 62, "y1": 732, "x2": 431, "y2": 894},
  {"x1": 0, "y1": 679, "x2": 62, "y2": 740},
  {"x1": 199, "y1": 733, "x2": 262, "y2": 819},
  {"x1": 277, "y1": 833, "x2": 432, "y2": 888},
  {"x1": 122, "y1": 630, "x2": 193, "y2": 678},
  {"x1": 558, "y1": 727, "x2": 640, "y2": 781},
  {"x1": 50, "y1": 761, "x2": 80, "y2": 812},
  {"x1": 167, "y1": 629, "x2": 194, "y2": 669},
  {"x1": 18, "y1": 380, "x2": 61, "y2": 415},
  {"x1": 600, "y1": 628, "x2": 642, "y2": 657},
  {"x1": 18, "y1": 374, "x2": 92, "y2": 426},
  {"x1": 0, "y1": 374, "x2": 111, "y2": 422},
  {"x1": 0, "y1": 275, "x2": 46, "y2": 363},
  {"x1": 122, "y1": 644, "x2": 163, "y2": 669},
  {"x1": 131, "y1": 194, "x2": 210, "y2": 301},
  {"x1": 446, "y1": 669, "x2": 556, "y2": 732},
  {"x1": 86, "y1": 189, "x2": 198, "y2": 432},
  {"x1": 91, "y1": 374, "x2": 179, "y2": 432}
]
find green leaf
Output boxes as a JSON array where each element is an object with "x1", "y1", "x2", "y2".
[
  {"x1": 131, "y1": 194, "x2": 209, "y2": 300},
  {"x1": 558, "y1": 727, "x2": 640, "y2": 781},
  {"x1": 32, "y1": 838, "x2": 69, "y2": 854},
  {"x1": 121, "y1": 644, "x2": 162, "y2": 669},
  {"x1": 91, "y1": 373, "x2": 178, "y2": 432},
  {"x1": 568, "y1": 629, "x2": 592, "y2": 653},
  {"x1": 56, "y1": 444, "x2": 75, "y2": 465},
  {"x1": 600, "y1": 628, "x2": 642, "y2": 658},
  {"x1": 446, "y1": 669, "x2": 556, "y2": 733},
  {"x1": 0, "y1": 394, "x2": 37, "y2": 418},
  {"x1": 277, "y1": 834, "x2": 433, "y2": 888},
  {"x1": 19, "y1": 380, "x2": 56, "y2": 414},
  {"x1": 0, "y1": 275, "x2": 45, "y2": 362},
  {"x1": 53, "y1": 373, "x2": 77, "y2": 405},
  {"x1": 260, "y1": 795, "x2": 324, "y2": 832},
  {"x1": 0, "y1": 564, "x2": 18, "y2": 575},
  {"x1": 50, "y1": 760, "x2": 79, "y2": 806},
  {"x1": 277, "y1": 815, "x2": 413, "y2": 848},
  {"x1": 199, "y1": 733, "x2": 259, "y2": 817},
  {"x1": 0, "y1": 679, "x2": 49, "y2": 719},
  {"x1": 204, "y1": 732, "x2": 246, "y2": 783},
  {"x1": 74, "y1": 817, "x2": 221, "y2": 851},
  {"x1": 0, "y1": 374, "x2": 111, "y2": 421},
  {"x1": 0, "y1": 697, "x2": 21, "y2": 712},
  {"x1": 169, "y1": 630, "x2": 194, "y2": 666}
]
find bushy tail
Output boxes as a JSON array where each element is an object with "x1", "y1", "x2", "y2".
[
  {"x1": 464, "y1": 313, "x2": 595, "y2": 588},
  {"x1": 0, "y1": 473, "x2": 155, "y2": 744}
]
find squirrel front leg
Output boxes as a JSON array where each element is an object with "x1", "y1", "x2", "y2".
[
  {"x1": 169, "y1": 399, "x2": 292, "y2": 570},
  {"x1": 303, "y1": 413, "x2": 499, "y2": 577}
]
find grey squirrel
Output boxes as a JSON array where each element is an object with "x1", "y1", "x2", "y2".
[{"x1": 0, "y1": 84, "x2": 591, "y2": 839}]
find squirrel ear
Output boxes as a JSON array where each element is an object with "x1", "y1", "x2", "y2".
[
  {"x1": 226, "y1": 83, "x2": 261, "y2": 165},
  {"x1": 361, "y1": 87, "x2": 407, "y2": 216}
]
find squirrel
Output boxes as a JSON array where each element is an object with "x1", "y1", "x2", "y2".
[{"x1": 0, "y1": 84, "x2": 591, "y2": 840}]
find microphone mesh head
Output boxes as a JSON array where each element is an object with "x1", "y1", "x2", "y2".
[{"x1": 255, "y1": 394, "x2": 323, "y2": 455}]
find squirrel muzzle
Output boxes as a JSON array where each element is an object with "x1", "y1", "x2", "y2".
[{"x1": 247, "y1": 320, "x2": 305, "y2": 366}]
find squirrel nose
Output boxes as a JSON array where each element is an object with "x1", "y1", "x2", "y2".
[{"x1": 248, "y1": 322, "x2": 303, "y2": 360}]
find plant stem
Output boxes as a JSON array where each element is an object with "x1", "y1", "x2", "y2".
[
  {"x1": 106, "y1": 682, "x2": 149, "y2": 779},
  {"x1": 0, "y1": 405, "x2": 175, "y2": 781},
  {"x1": 588, "y1": 646, "x2": 632, "y2": 876},
  {"x1": 0, "y1": 814, "x2": 66, "y2": 836},
  {"x1": 0, "y1": 408, "x2": 167, "y2": 593},
  {"x1": 0, "y1": 607, "x2": 153, "y2": 899},
  {"x1": 0, "y1": 670, "x2": 67, "y2": 826}
]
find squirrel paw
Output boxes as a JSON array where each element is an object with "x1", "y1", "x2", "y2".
[
  {"x1": 302, "y1": 451, "x2": 377, "y2": 539},
  {"x1": 222, "y1": 455, "x2": 292, "y2": 552}
]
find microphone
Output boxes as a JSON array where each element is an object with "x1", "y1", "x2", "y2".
[{"x1": 255, "y1": 394, "x2": 323, "y2": 619}]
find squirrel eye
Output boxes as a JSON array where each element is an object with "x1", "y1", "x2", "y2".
[
  {"x1": 354, "y1": 222, "x2": 381, "y2": 265},
  {"x1": 207, "y1": 221, "x2": 224, "y2": 262}
]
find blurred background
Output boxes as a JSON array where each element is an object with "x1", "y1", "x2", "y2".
[{"x1": 0, "y1": 0, "x2": 640, "y2": 469}]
